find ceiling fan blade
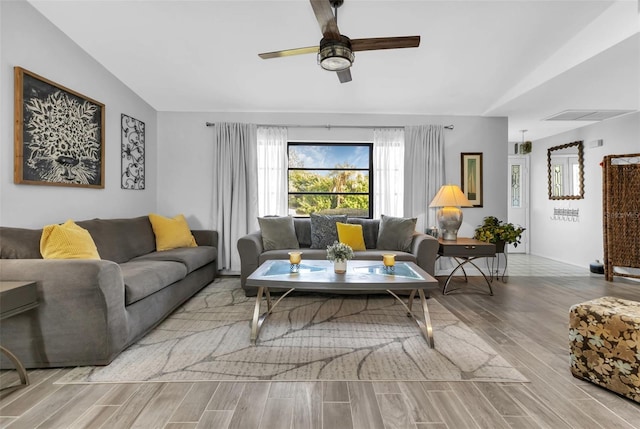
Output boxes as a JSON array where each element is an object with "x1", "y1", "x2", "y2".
[
  {"x1": 337, "y1": 68, "x2": 352, "y2": 83},
  {"x1": 351, "y1": 36, "x2": 420, "y2": 52},
  {"x1": 258, "y1": 46, "x2": 319, "y2": 59},
  {"x1": 310, "y1": 0, "x2": 340, "y2": 39}
]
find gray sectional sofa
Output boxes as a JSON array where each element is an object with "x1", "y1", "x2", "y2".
[
  {"x1": 238, "y1": 217, "x2": 439, "y2": 296},
  {"x1": 0, "y1": 216, "x2": 218, "y2": 368}
]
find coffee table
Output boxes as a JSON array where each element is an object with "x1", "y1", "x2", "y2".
[{"x1": 245, "y1": 260, "x2": 439, "y2": 348}]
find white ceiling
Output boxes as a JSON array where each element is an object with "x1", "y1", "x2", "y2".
[{"x1": 28, "y1": 0, "x2": 640, "y2": 142}]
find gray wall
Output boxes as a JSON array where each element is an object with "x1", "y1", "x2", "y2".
[
  {"x1": 0, "y1": 0, "x2": 158, "y2": 228},
  {"x1": 157, "y1": 111, "x2": 508, "y2": 237},
  {"x1": 530, "y1": 111, "x2": 639, "y2": 268}
]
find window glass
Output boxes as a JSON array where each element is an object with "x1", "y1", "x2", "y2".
[{"x1": 288, "y1": 143, "x2": 373, "y2": 217}]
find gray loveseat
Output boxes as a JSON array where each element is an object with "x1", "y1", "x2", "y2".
[
  {"x1": 0, "y1": 216, "x2": 218, "y2": 368},
  {"x1": 238, "y1": 217, "x2": 439, "y2": 296}
]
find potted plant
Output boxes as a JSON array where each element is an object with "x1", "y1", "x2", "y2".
[
  {"x1": 473, "y1": 216, "x2": 526, "y2": 252},
  {"x1": 326, "y1": 241, "x2": 354, "y2": 273}
]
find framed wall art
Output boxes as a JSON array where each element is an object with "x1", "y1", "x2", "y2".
[
  {"x1": 461, "y1": 152, "x2": 483, "y2": 207},
  {"x1": 14, "y1": 67, "x2": 105, "y2": 188},
  {"x1": 121, "y1": 114, "x2": 145, "y2": 190}
]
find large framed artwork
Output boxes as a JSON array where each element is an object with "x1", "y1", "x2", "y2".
[
  {"x1": 121, "y1": 114, "x2": 145, "y2": 190},
  {"x1": 14, "y1": 67, "x2": 105, "y2": 188},
  {"x1": 461, "y1": 152, "x2": 483, "y2": 207}
]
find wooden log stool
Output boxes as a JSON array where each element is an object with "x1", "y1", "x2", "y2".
[{"x1": 569, "y1": 296, "x2": 640, "y2": 403}]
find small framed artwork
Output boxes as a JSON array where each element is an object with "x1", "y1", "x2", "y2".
[
  {"x1": 14, "y1": 67, "x2": 105, "y2": 188},
  {"x1": 121, "y1": 114, "x2": 145, "y2": 190},
  {"x1": 461, "y1": 152, "x2": 483, "y2": 207}
]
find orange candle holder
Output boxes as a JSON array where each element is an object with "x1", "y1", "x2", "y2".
[
  {"x1": 383, "y1": 254, "x2": 396, "y2": 273},
  {"x1": 288, "y1": 252, "x2": 302, "y2": 273}
]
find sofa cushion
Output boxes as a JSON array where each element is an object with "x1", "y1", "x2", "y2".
[
  {"x1": 259, "y1": 248, "x2": 327, "y2": 264},
  {"x1": 346, "y1": 218, "x2": 380, "y2": 249},
  {"x1": 40, "y1": 220, "x2": 100, "y2": 260},
  {"x1": 77, "y1": 217, "x2": 156, "y2": 263},
  {"x1": 148, "y1": 213, "x2": 197, "y2": 251},
  {"x1": 131, "y1": 246, "x2": 216, "y2": 274},
  {"x1": 336, "y1": 222, "x2": 366, "y2": 251},
  {"x1": 352, "y1": 250, "x2": 415, "y2": 262},
  {"x1": 259, "y1": 249, "x2": 415, "y2": 265},
  {"x1": 258, "y1": 216, "x2": 299, "y2": 251},
  {"x1": 310, "y1": 214, "x2": 347, "y2": 249},
  {"x1": 293, "y1": 218, "x2": 312, "y2": 247},
  {"x1": 120, "y1": 260, "x2": 188, "y2": 305},
  {"x1": 377, "y1": 215, "x2": 417, "y2": 252},
  {"x1": 0, "y1": 227, "x2": 44, "y2": 259}
]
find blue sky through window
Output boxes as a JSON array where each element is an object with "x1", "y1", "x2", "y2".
[{"x1": 290, "y1": 145, "x2": 369, "y2": 169}]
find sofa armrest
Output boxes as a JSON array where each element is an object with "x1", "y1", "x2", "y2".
[
  {"x1": 192, "y1": 229, "x2": 218, "y2": 248},
  {"x1": 411, "y1": 233, "x2": 439, "y2": 276},
  {"x1": 237, "y1": 230, "x2": 264, "y2": 289},
  {"x1": 0, "y1": 259, "x2": 129, "y2": 367}
]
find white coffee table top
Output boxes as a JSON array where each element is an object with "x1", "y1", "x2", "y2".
[{"x1": 246, "y1": 260, "x2": 438, "y2": 291}]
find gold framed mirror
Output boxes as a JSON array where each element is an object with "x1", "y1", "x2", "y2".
[{"x1": 547, "y1": 140, "x2": 584, "y2": 200}]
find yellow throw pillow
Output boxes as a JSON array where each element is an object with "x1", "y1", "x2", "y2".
[
  {"x1": 148, "y1": 213, "x2": 197, "y2": 251},
  {"x1": 336, "y1": 222, "x2": 366, "y2": 251},
  {"x1": 40, "y1": 219, "x2": 100, "y2": 259}
]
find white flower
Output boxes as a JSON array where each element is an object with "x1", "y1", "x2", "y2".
[{"x1": 326, "y1": 241, "x2": 354, "y2": 262}]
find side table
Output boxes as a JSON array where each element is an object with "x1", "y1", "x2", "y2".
[
  {"x1": 0, "y1": 281, "x2": 39, "y2": 389},
  {"x1": 437, "y1": 238, "x2": 496, "y2": 295}
]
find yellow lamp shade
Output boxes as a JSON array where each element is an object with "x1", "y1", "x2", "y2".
[{"x1": 429, "y1": 185, "x2": 472, "y2": 208}]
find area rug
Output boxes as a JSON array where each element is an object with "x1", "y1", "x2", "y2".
[{"x1": 58, "y1": 278, "x2": 527, "y2": 383}]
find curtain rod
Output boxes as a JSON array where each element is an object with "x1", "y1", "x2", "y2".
[{"x1": 205, "y1": 122, "x2": 454, "y2": 130}]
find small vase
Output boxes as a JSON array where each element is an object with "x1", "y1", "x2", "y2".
[{"x1": 334, "y1": 260, "x2": 347, "y2": 274}]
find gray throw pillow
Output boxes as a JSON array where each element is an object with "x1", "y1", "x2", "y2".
[
  {"x1": 257, "y1": 216, "x2": 300, "y2": 251},
  {"x1": 376, "y1": 214, "x2": 417, "y2": 252},
  {"x1": 310, "y1": 214, "x2": 347, "y2": 249}
]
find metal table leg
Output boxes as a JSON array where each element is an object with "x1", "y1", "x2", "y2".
[
  {"x1": 250, "y1": 287, "x2": 296, "y2": 345},
  {"x1": 442, "y1": 257, "x2": 493, "y2": 296},
  {"x1": 387, "y1": 289, "x2": 434, "y2": 348},
  {"x1": 0, "y1": 346, "x2": 29, "y2": 388},
  {"x1": 488, "y1": 252, "x2": 508, "y2": 282}
]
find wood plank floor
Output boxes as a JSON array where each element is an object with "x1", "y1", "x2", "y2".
[{"x1": 1, "y1": 273, "x2": 640, "y2": 428}]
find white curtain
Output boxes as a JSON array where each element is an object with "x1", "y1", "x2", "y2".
[
  {"x1": 373, "y1": 128, "x2": 404, "y2": 218},
  {"x1": 404, "y1": 125, "x2": 446, "y2": 232},
  {"x1": 257, "y1": 127, "x2": 289, "y2": 216},
  {"x1": 212, "y1": 122, "x2": 258, "y2": 272}
]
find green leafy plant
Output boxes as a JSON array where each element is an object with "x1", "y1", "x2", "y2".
[
  {"x1": 326, "y1": 241, "x2": 354, "y2": 262},
  {"x1": 473, "y1": 216, "x2": 526, "y2": 247}
]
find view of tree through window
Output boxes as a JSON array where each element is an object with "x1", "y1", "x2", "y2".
[{"x1": 288, "y1": 143, "x2": 373, "y2": 217}]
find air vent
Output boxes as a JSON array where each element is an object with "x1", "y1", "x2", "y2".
[{"x1": 544, "y1": 110, "x2": 634, "y2": 121}]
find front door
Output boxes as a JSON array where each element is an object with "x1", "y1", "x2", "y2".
[{"x1": 507, "y1": 156, "x2": 529, "y2": 254}]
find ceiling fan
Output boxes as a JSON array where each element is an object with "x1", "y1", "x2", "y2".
[{"x1": 258, "y1": 0, "x2": 420, "y2": 83}]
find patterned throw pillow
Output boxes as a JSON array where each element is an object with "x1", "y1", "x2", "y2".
[
  {"x1": 310, "y1": 214, "x2": 347, "y2": 249},
  {"x1": 376, "y1": 214, "x2": 417, "y2": 252}
]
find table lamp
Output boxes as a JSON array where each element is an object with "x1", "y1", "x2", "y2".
[{"x1": 429, "y1": 184, "x2": 473, "y2": 241}]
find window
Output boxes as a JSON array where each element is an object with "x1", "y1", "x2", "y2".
[
  {"x1": 510, "y1": 164, "x2": 521, "y2": 208},
  {"x1": 288, "y1": 143, "x2": 373, "y2": 217}
]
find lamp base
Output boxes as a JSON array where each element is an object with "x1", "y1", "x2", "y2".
[{"x1": 437, "y1": 206, "x2": 463, "y2": 241}]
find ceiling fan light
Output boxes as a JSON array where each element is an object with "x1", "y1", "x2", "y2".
[{"x1": 318, "y1": 36, "x2": 354, "y2": 72}]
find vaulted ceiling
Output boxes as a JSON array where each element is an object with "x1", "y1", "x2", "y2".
[{"x1": 29, "y1": 0, "x2": 639, "y2": 142}]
